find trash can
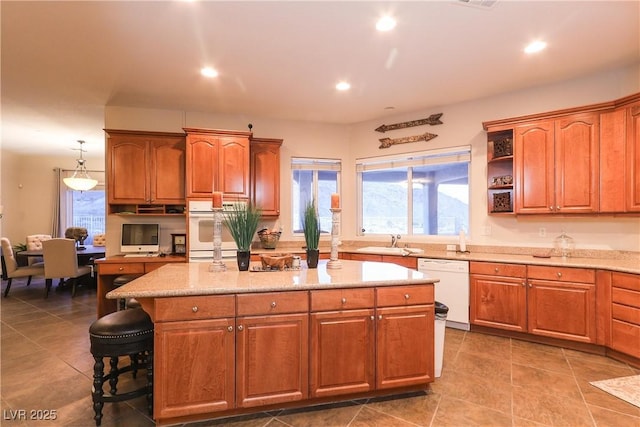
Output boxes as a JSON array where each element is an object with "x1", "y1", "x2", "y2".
[{"x1": 434, "y1": 301, "x2": 449, "y2": 378}]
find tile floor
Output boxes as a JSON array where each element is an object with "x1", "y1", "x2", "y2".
[{"x1": 1, "y1": 278, "x2": 639, "y2": 427}]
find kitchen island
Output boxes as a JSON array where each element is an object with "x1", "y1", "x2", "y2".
[{"x1": 107, "y1": 260, "x2": 438, "y2": 426}]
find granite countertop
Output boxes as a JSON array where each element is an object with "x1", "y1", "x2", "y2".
[{"x1": 106, "y1": 259, "x2": 437, "y2": 299}]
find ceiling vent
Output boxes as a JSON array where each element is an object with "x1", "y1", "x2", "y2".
[{"x1": 456, "y1": 0, "x2": 498, "y2": 9}]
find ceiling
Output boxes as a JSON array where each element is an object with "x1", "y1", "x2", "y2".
[{"x1": 2, "y1": 1, "x2": 639, "y2": 156}]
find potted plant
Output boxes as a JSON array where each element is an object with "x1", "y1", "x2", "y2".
[
  {"x1": 223, "y1": 202, "x2": 262, "y2": 271},
  {"x1": 302, "y1": 199, "x2": 321, "y2": 268}
]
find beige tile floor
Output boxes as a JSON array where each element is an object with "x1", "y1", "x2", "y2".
[{"x1": 1, "y1": 278, "x2": 639, "y2": 427}]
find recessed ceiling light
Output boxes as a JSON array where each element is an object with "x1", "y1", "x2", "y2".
[
  {"x1": 200, "y1": 67, "x2": 218, "y2": 78},
  {"x1": 376, "y1": 16, "x2": 396, "y2": 32},
  {"x1": 524, "y1": 40, "x2": 547, "y2": 54},
  {"x1": 336, "y1": 81, "x2": 351, "y2": 91}
]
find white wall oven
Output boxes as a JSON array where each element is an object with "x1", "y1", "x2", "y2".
[{"x1": 187, "y1": 200, "x2": 246, "y2": 262}]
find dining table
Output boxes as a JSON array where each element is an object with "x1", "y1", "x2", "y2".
[{"x1": 18, "y1": 244, "x2": 106, "y2": 265}]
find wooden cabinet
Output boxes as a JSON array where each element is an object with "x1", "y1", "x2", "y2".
[
  {"x1": 340, "y1": 253, "x2": 417, "y2": 269},
  {"x1": 486, "y1": 129, "x2": 515, "y2": 214},
  {"x1": 470, "y1": 262, "x2": 527, "y2": 332},
  {"x1": 153, "y1": 296, "x2": 236, "y2": 419},
  {"x1": 609, "y1": 272, "x2": 640, "y2": 358},
  {"x1": 626, "y1": 100, "x2": 640, "y2": 211},
  {"x1": 106, "y1": 130, "x2": 186, "y2": 215},
  {"x1": 527, "y1": 265, "x2": 596, "y2": 343},
  {"x1": 376, "y1": 285, "x2": 434, "y2": 389},
  {"x1": 470, "y1": 262, "x2": 596, "y2": 343},
  {"x1": 184, "y1": 128, "x2": 251, "y2": 199},
  {"x1": 250, "y1": 138, "x2": 282, "y2": 216},
  {"x1": 514, "y1": 113, "x2": 599, "y2": 214},
  {"x1": 310, "y1": 288, "x2": 375, "y2": 398},
  {"x1": 236, "y1": 292, "x2": 309, "y2": 408}
]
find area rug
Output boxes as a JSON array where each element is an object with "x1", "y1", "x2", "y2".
[{"x1": 590, "y1": 375, "x2": 640, "y2": 408}]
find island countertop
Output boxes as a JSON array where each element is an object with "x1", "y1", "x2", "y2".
[{"x1": 106, "y1": 259, "x2": 437, "y2": 299}]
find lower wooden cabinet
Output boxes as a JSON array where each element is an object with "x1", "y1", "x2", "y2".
[
  {"x1": 152, "y1": 284, "x2": 434, "y2": 424},
  {"x1": 609, "y1": 272, "x2": 640, "y2": 358},
  {"x1": 470, "y1": 262, "x2": 596, "y2": 343}
]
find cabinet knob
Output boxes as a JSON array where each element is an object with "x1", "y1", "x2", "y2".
[
  {"x1": 549, "y1": 206, "x2": 554, "y2": 211},
  {"x1": 404, "y1": 294, "x2": 410, "y2": 300},
  {"x1": 557, "y1": 272, "x2": 562, "y2": 278},
  {"x1": 341, "y1": 297, "x2": 347, "y2": 304},
  {"x1": 192, "y1": 306, "x2": 198, "y2": 313},
  {"x1": 271, "y1": 301, "x2": 277, "y2": 308},
  {"x1": 494, "y1": 267, "x2": 499, "y2": 273},
  {"x1": 378, "y1": 314, "x2": 383, "y2": 320},
  {"x1": 528, "y1": 282, "x2": 532, "y2": 288},
  {"x1": 118, "y1": 267, "x2": 124, "y2": 271},
  {"x1": 370, "y1": 315, "x2": 375, "y2": 320},
  {"x1": 227, "y1": 326, "x2": 233, "y2": 332},
  {"x1": 522, "y1": 281, "x2": 526, "y2": 287},
  {"x1": 556, "y1": 206, "x2": 560, "y2": 210},
  {"x1": 238, "y1": 325, "x2": 244, "y2": 331}
]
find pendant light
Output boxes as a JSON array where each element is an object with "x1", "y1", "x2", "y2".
[{"x1": 63, "y1": 140, "x2": 98, "y2": 191}]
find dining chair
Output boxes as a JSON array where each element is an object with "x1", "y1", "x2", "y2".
[
  {"x1": 26, "y1": 234, "x2": 52, "y2": 266},
  {"x1": 42, "y1": 238, "x2": 92, "y2": 297},
  {"x1": 1, "y1": 237, "x2": 46, "y2": 297},
  {"x1": 92, "y1": 234, "x2": 106, "y2": 247}
]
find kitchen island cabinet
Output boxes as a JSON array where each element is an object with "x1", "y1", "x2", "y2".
[{"x1": 107, "y1": 260, "x2": 436, "y2": 426}]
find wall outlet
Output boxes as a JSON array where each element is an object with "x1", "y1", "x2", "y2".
[
  {"x1": 539, "y1": 227, "x2": 546, "y2": 237},
  {"x1": 446, "y1": 244, "x2": 456, "y2": 251}
]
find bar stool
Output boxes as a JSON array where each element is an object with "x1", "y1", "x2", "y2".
[
  {"x1": 113, "y1": 274, "x2": 143, "y2": 310},
  {"x1": 89, "y1": 308, "x2": 154, "y2": 426}
]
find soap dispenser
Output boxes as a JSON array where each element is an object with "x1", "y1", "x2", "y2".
[{"x1": 554, "y1": 231, "x2": 575, "y2": 258}]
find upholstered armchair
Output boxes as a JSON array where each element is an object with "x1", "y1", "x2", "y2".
[
  {"x1": 92, "y1": 234, "x2": 106, "y2": 247},
  {"x1": 1, "y1": 237, "x2": 46, "y2": 297}
]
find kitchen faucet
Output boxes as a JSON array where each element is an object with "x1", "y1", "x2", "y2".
[{"x1": 390, "y1": 234, "x2": 401, "y2": 248}]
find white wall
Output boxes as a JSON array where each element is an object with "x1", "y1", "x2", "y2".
[{"x1": 3, "y1": 64, "x2": 639, "y2": 254}]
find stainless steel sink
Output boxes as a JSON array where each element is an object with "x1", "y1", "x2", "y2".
[{"x1": 356, "y1": 246, "x2": 424, "y2": 255}]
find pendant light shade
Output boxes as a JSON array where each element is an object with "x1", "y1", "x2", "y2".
[{"x1": 63, "y1": 140, "x2": 98, "y2": 191}]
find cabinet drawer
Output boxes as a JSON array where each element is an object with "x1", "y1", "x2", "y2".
[
  {"x1": 98, "y1": 263, "x2": 145, "y2": 275},
  {"x1": 310, "y1": 288, "x2": 374, "y2": 312},
  {"x1": 612, "y1": 287, "x2": 640, "y2": 309},
  {"x1": 376, "y1": 285, "x2": 433, "y2": 307},
  {"x1": 154, "y1": 295, "x2": 236, "y2": 322},
  {"x1": 611, "y1": 272, "x2": 640, "y2": 292},
  {"x1": 237, "y1": 291, "x2": 308, "y2": 316},
  {"x1": 527, "y1": 266, "x2": 595, "y2": 283},
  {"x1": 612, "y1": 303, "x2": 640, "y2": 325},
  {"x1": 470, "y1": 262, "x2": 526, "y2": 278},
  {"x1": 610, "y1": 319, "x2": 640, "y2": 358}
]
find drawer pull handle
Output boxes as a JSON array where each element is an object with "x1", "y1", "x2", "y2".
[
  {"x1": 271, "y1": 301, "x2": 277, "y2": 308},
  {"x1": 404, "y1": 294, "x2": 410, "y2": 300},
  {"x1": 119, "y1": 267, "x2": 124, "y2": 271},
  {"x1": 341, "y1": 297, "x2": 347, "y2": 304},
  {"x1": 557, "y1": 272, "x2": 562, "y2": 278},
  {"x1": 227, "y1": 326, "x2": 233, "y2": 332},
  {"x1": 238, "y1": 325, "x2": 244, "y2": 331},
  {"x1": 192, "y1": 306, "x2": 198, "y2": 313}
]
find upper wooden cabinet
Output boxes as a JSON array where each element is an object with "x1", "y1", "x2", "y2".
[
  {"x1": 250, "y1": 138, "x2": 282, "y2": 216},
  {"x1": 485, "y1": 92, "x2": 640, "y2": 216},
  {"x1": 514, "y1": 113, "x2": 599, "y2": 214},
  {"x1": 184, "y1": 128, "x2": 251, "y2": 200},
  {"x1": 105, "y1": 130, "x2": 186, "y2": 215}
]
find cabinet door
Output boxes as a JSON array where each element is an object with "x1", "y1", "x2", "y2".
[
  {"x1": 470, "y1": 274, "x2": 527, "y2": 332},
  {"x1": 236, "y1": 313, "x2": 308, "y2": 408},
  {"x1": 310, "y1": 309, "x2": 375, "y2": 398},
  {"x1": 251, "y1": 139, "x2": 282, "y2": 216},
  {"x1": 554, "y1": 113, "x2": 599, "y2": 213},
  {"x1": 515, "y1": 121, "x2": 555, "y2": 214},
  {"x1": 527, "y1": 279, "x2": 596, "y2": 343},
  {"x1": 155, "y1": 318, "x2": 235, "y2": 419},
  {"x1": 627, "y1": 101, "x2": 640, "y2": 211},
  {"x1": 150, "y1": 137, "x2": 185, "y2": 203},
  {"x1": 186, "y1": 135, "x2": 218, "y2": 197},
  {"x1": 219, "y1": 136, "x2": 250, "y2": 199},
  {"x1": 108, "y1": 139, "x2": 149, "y2": 203},
  {"x1": 376, "y1": 305, "x2": 433, "y2": 389},
  {"x1": 599, "y1": 108, "x2": 627, "y2": 212}
]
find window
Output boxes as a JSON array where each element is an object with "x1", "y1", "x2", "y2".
[
  {"x1": 291, "y1": 158, "x2": 341, "y2": 234},
  {"x1": 60, "y1": 169, "x2": 105, "y2": 245},
  {"x1": 357, "y1": 146, "x2": 470, "y2": 237}
]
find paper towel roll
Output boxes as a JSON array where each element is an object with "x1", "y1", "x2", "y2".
[{"x1": 459, "y1": 230, "x2": 467, "y2": 252}]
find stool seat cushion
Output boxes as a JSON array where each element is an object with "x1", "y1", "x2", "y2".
[
  {"x1": 113, "y1": 274, "x2": 143, "y2": 286},
  {"x1": 90, "y1": 308, "x2": 153, "y2": 347}
]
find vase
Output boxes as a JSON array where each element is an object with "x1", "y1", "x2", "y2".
[
  {"x1": 306, "y1": 249, "x2": 319, "y2": 268},
  {"x1": 236, "y1": 250, "x2": 251, "y2": 271}
]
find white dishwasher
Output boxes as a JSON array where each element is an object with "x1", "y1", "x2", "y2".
[{"x1": 418, "y1": 258, "x2": 470, "y2": 331}]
